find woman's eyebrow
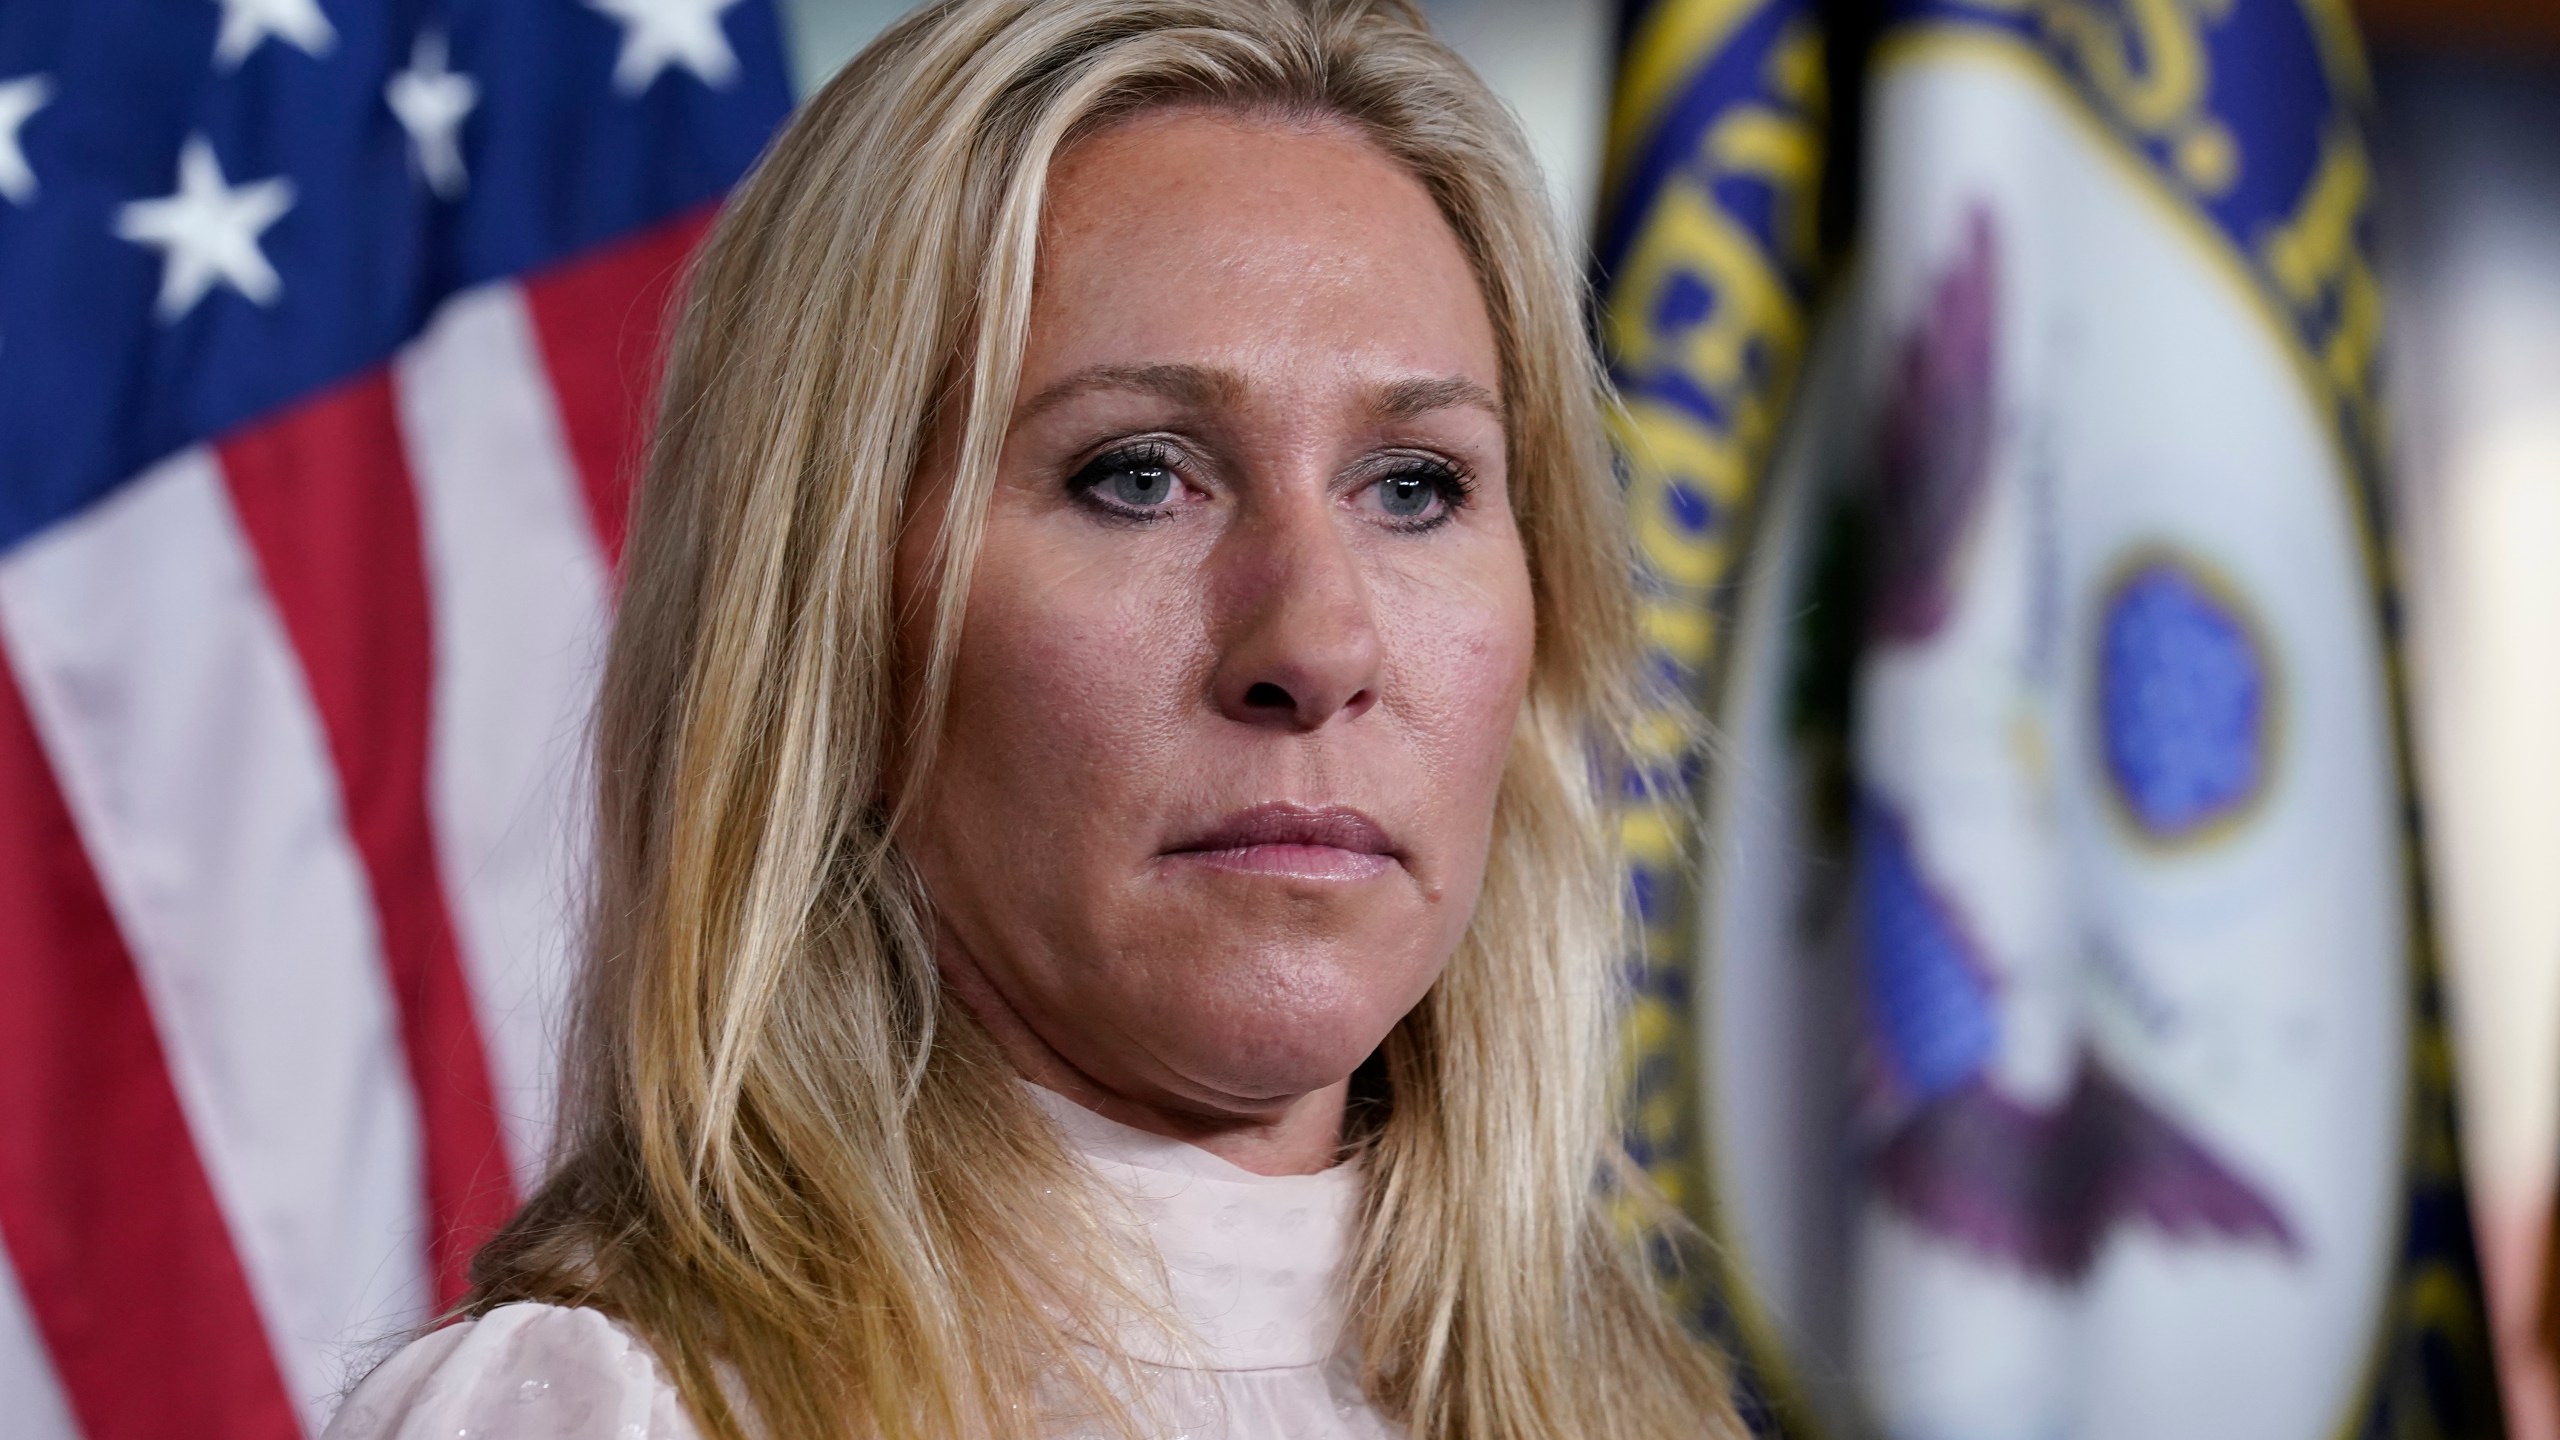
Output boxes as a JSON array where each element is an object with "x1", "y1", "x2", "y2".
[
  {"x1": 1367, "y1": 374, "x2": 1505, "y2": 425},
  {"x1": 1017, "y1": 362, "x2": 1244, "y2": 419}
]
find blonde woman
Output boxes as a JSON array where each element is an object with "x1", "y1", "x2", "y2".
[{"x1": 328, "y1": 1, "x2": 1742, "y2": 1436}]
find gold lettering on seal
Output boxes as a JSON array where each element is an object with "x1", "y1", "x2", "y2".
[
  {"x1": 1609, "y1": 22, "x2": 1823, "y2": 602},
  {"x1": 1957, "y1": 0, "x2": 2243, "y2": 197},
  {"x1": 2262, "y1": 125, "x2": 2383, "y2": 432}
]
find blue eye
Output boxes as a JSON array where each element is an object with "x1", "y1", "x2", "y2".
[
  {"x1": 1364, "y1": 459, "x2": 1472, "y2": 529},
  {"x1": 1071, "y1": 446, "x2": 1184, "y2": 517},
  {"x1": 1098, "y1": 463, "x2": 1175, "y2": 507},
  {"x1": 1377, "y1": 473, "x2": 1439, "y2": 519}
]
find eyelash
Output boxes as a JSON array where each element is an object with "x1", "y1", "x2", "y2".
[
  {"x1": 1065, "y1": 440, "x2": 1188, "y2": 524},
  {"x1": 1065, "y1": 442, "x2": 1477, "y2": 532},
  {"x1": 1373, "y1": 455, "x2": 1475, "y2": 531}
]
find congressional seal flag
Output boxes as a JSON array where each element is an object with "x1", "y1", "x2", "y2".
[
  {"x1": 1608, "y1": 0, "x2": 2505, "y2": 1436},
  {"x1": 0, "y1": 2, "x2": 788, "y2": 1436}
]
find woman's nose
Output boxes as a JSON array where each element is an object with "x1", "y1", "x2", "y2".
[{"x1": 1209, "y1": 503, "x2": 1384, "y2": 732}]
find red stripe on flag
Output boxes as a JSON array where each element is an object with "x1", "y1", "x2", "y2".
[
  {"x1": 217, "y1": 374, "x2": 516, "y2": 1308},
  {"x1": 0, "y1": 651, "x2": 302, "y2": 1440},
  {"x1": 524, "y1": 204, "x2": 719, "y2": 568}
]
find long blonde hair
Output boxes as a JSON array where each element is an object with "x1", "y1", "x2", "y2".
[{"x1": 469, "y1": 2, "x2": 1740, "y2": 1436}]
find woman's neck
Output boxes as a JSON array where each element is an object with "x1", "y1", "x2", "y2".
[{"x1": 1029, "y1": 1067, "x2": 1352, "y2": 1177}]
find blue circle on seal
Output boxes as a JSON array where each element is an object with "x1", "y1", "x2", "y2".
[{"x1": 2099, "y1": 555, "x2": 2271, "y2": 842}]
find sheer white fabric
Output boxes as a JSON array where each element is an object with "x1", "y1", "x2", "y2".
[{"x1": 322, "y1": 1089, "x2": 1399, "y2": 1439}]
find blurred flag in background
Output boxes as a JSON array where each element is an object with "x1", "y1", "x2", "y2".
[
  {"x1": 1604, "y1": 0, "x2": 2503, "y2": 1436},
  {"x1": 1597, "y1": 2, "x2": 1827, "y2": 1379},
  {"x1": 0, "y1": 2, "x2": 787, "y2": 1435}
]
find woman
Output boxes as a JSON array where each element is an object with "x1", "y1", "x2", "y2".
[{"x1": 328, "y1": 1, "x2": 1741, "y2": 1436}]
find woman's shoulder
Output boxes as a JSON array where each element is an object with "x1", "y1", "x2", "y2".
[{"x1": 323, "y1": 1302, "x2": 702, "y2": 1440}]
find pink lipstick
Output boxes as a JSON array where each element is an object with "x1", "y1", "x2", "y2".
[{"x1": 1162, "y1": 802, "x2": 1399, "y2": 882}]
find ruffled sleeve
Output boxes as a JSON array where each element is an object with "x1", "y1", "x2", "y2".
[{"x1": 322, "y1": 1303, "x2": 703, "y2": 1440}]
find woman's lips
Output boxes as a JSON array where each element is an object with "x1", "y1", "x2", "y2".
[{"x1": 1161, "y1": 802, "x2": 1400, "y2": 882}]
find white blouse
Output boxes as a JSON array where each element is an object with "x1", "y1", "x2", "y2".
[{"x1": 323, "y1": 1089, "x2": 1398, "y2": 1439}]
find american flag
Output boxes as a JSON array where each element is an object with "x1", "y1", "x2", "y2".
[{"x1": 0, "y1": 3, "x2": 789, "y2": 1434}]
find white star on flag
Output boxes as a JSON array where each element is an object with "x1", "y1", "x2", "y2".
[
  {"x1": 387, "y1": 31, "x2": 478, "y2": 200},
  {"x1": 0, "y1": 74, "x2": 51, "y2": 206},
  {"x1": 213, "y1": 0, "x2": 337, "y2": 70},
  {"x1": 115, "y1": 135, "x2": 297, "y2": 322},
  {"x1": 586, "y1": 0, "x2": 745, "y2": 95}
]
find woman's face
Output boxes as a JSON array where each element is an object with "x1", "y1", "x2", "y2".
[{"x1": 898, "y1": 108, "x2": 1534, "y2": 1152}]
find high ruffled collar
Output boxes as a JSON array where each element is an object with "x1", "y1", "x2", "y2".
[{"x1": 1028, "y1": 1085, "x2": 1363, "y2": 1372}]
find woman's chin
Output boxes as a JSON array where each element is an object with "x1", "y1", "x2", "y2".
[{"x1": 1130, "y1": 983, "x2": 1417, "y2": 1108}]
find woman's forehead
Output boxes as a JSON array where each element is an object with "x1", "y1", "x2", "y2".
[{"x1": 1026, "y1": 106, "x2": 1503, "y2": 415}]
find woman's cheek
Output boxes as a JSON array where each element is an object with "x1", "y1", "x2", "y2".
[
  {"x1": 1391, "y1": 555, "x2": 1536, "y2": 780},
  {"x1": 961, "y1": 535, "x2": 1202, "y2": 785}
]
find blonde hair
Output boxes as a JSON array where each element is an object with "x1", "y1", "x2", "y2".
[{"x1": 469, "y1": 2, "x2": 1741, "y2": 1436}]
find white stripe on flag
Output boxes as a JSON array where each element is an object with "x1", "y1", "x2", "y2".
[
  {"x1": 394, "y1": 283, "x2": 616, "y2": 1183},
  {"x1": 0, "y1": 1244, "x2": 80, "y2": 1440},
  {"x1": 0, "y1": 449, "x2": 433, "y2": 1432}
]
